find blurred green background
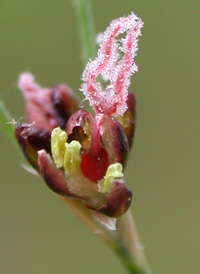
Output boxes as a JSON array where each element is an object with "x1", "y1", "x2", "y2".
[{"x1": 0, "y1": 1, "x2": 199, "y2": 273}]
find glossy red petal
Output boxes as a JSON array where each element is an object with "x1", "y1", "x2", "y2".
[{"x1": 80, "y1": 148, "x2": 109, "y2": 183}]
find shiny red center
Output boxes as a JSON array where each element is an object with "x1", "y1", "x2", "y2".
[{"x1": 80, "y1": 148, "x2": 109, "y2": 183}]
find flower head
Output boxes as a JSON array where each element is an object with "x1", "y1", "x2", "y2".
[{"x1": 15, "y1": 13, "x2": 143, "y2": 218}]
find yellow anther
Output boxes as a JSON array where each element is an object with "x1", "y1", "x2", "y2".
[
  {"x1": 98, "y1": 163, "x2": 124, "y2": 193},
  {"x1": 51, "y1": 127, "x2": 67, "y2": 168},
  {"x1": 64, "y1": 141, "x2": 81, "y2": 176}
]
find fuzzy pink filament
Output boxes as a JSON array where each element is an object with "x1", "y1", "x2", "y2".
[{"x1": 81, "y1": 13, "x2": 143, "y2": 116}]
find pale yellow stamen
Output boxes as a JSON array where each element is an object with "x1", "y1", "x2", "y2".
[
  {"x1": 51, "y1": 127, "x2": 67, "y2": 168},
  {"x1": 98, "y1": 163, "x2": 124, "y2": 193},
  {"x1": 64, "y1": 141, "x2": 82, "y2": 176}
]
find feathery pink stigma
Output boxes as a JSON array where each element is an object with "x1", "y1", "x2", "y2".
[
  {"x1": 81, "y1": 13, "x2": 143, "y2": 116},
  {"x1": 18, "y1": 73, "x2": 41, "y2": 95}
]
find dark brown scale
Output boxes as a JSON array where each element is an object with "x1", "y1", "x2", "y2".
[
  {"x1": 52, "y1": 84, "x2": 79, "y2": 129},
  {"x1": 15, "y1": 124, "x2": 51, "y2": 170}
]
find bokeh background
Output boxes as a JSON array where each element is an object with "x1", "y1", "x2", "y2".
[{"x1": 0, "y1": 1, "x2": 199, "y2": 273}]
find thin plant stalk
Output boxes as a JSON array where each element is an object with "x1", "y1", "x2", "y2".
[
  {"x1": 116, "y1": 212, "x2": 150, "y2": 274},
  {"x1": 63, "y1": 197, "x2": 150, "y2": 274},
  {"x1": 72, "y1": 0, "x2": 96, "y2": 65}
]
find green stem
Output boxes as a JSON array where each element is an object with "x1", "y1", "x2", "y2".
[
  {"x1": 63, "y1": 199, "x2": 151, "y2": 274},
  {"x1": 0, "y1": 99, "x2": 19, "y2": 150},
  {"x1": 115, "y1": 212, "x2": 151, "y2": 274},
  {"x1": 115, "y1": 241, "x2": 149, "y2": 274},
  {"x1": 72, "y1": 0, "x2": 96, "y2": 65}
]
